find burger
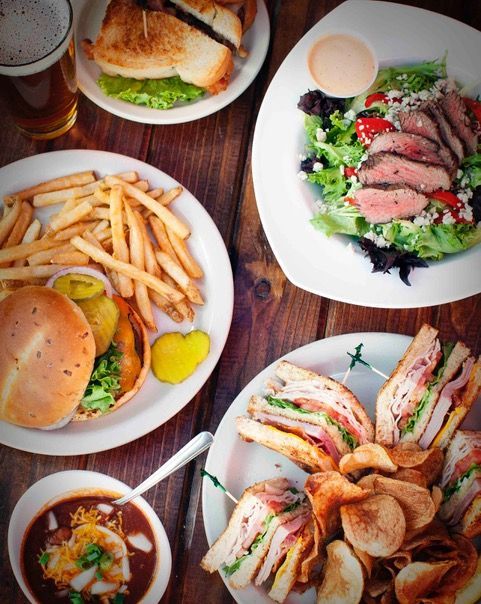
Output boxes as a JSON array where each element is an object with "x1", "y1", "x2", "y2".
[{"x1": 0, "y1": 282, "x2": 150, "y2": 430}]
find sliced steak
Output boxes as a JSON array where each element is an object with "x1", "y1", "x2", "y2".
[
  {"x1": 424, "y1": 101, "x2": 465, "y2": 163},
  {"x1": 440, "y1": 91, "x2": 478, "y2": 156},
  {"x1": 354, "y1": 187, "x2": 429, "y2": 224},
  {"x1": 398, "y1": 110, "x2": 458, "y2": 173},
  {"x1": 369, "y1": 131, "x2": 453, "y2": 169},
  {"x1": 358, "y1": 152, "x2": 451, "y2": 192}
]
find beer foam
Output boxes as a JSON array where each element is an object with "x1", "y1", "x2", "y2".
[{"x1": 0, "y1": 0, "x2": 72, "y2": 76}]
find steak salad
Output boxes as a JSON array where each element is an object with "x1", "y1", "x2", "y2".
[{"x1": 298, "y1": 57, "x2": 481, "y2": 285}]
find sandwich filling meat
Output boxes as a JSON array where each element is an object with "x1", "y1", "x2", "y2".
[
  {"x1": 440, "y1": 431, "x2": 481, "y2": 536},
  {"x1": 83, "y1": 0, "x2": 245, "y2": 109},
  {"x1": 376, "y1": 324, "x2": 481, "y2": 449},
  {"x1": 236, "y1": 361, "x2": 375, "y2": 474}
]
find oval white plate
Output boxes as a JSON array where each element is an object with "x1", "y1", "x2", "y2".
[
  {"x1": 202, "y1": 331, "x2": 481, "y2": 603},
  {"x1": 0, "y1": 150, "x2": 233, "y2": 455},
  {"x1": 252, "y1": 0, "x2": 481, "y2": 308},
  {"x1": 8, "y1": 470, "x2": 171, "y2": 604},
  {"x1": 73, "y1": 0, "x2": 270, "y2": 124}
]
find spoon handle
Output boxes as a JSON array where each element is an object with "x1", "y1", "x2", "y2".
[{"x1": 114, "y1": 431, "x2": 214, "y2": 505}]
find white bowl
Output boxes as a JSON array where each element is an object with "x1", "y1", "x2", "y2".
[{"x1": 8, "y1": 470, "x2": 172, "y2": 604}]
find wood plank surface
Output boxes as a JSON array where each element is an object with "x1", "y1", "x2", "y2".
[{"x1": 0, "y1": 1, "x2": 480, "y2": 603}]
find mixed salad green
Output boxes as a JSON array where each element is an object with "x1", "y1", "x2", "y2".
[{"x1": 298, "y1": 57, "x2": 481, "y2": 285}]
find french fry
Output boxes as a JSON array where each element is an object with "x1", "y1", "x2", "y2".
[
  {"x1": 105, "y1": 176, "x2": 190, "y2": 239},
  {"x1": 158, "y1": 186, "x2": 182, "y2": 206},
  {"x1": 96, "y1": 228, "x2": 112, "y2": 243},
  {"x1": 161, "y1": 271, "x2": 195, "y2": 322},
  {"x1": 13, "y1": 219, "x2": 42, "y2": 267},
  {"x1": 124, "y1": 203, "x2": 156, "y2": 331},
  {"x1": 0, "y1": 265, "x2": 65, "y2": 280},
  {"x1": 5, "y1": 171, "x2": 95, "y2": 203},
  {"x1": 28, "y1": 243, "x2": 71, "y2": 266},
  {"x1": 0, "y1": 199, "x2": 21, "y2": 246},
  {"x1": 89, "y1": 207, "x2": 112, "y2": 221},
  {"x1": 53, "y1": 221, "x2": 98, "y2": 241},
  {"x1": 166, "y1": 225, "x2": 203, "y2": 279},
  {"x1": 147, "y1": 188, "x2": 163, "y2": 199},
  {"x1": 155, "y1": 250, "x2": 204, "y2": 305},
  {"x1": 137, "y1": 212, "x2": 160, "y2": 277},
  {"x1": 3, "y1": 195, "x2": 19, "y2": 209},
  {"x1": 48, "y1": 200, "x2": 92, "y2": 233},
  {"x1": 51, "y1": 251, "x2": 89, "y2": 265},
  {"x1": 109, "y1": 186, "x2": 134, "y2": 298},
  {"x1": 149, "y1": 289, "x2": 183, "y2": 323},
  {"x1": 0, "y1": 236, "x2": 59, "y2": 263},
  {"x1": 3, "y1": 202, "x2": 34, "y2": 249},
  {"x1": 92, "y1": 219, "x2": 109, "y2": 235},
  {"x1": 149, "y1": 216, "x2": 177, "y2": 260},
  {"x1": 132, "y1": 180, "x2": 149, "y2": 192},
  {"x1": 71, "y1": 236, "x2": 185, "y2": 304}
]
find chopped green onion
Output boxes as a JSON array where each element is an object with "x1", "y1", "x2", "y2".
[
  {"x1": 38, "y1": 552, "x2": 50, "y2": 566},
  {"x1": 69, "y1": 592, "x2": 84, "y2": 604}
]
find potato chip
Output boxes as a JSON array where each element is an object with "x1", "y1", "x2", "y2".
[
  {"x1": 402, "y1": 518, "x2": 450, "y2": 552},
  {"x1": 438, "y1": 535, "x2": 477, "y2": 594},
  {"x1": 352, "y1": 545, "x2": 374, "y2": 578},
  {"x1": 316, "y1": 540, "x2": 364, "y2": 604},
  {"x1": 395, "y1": 561, "x2": 457, "y2": 604},
  {"x1": 340, "y1": 494, "x2": 406, "y2": 557},
  {"x1": 365, "y1": 577, "x2": 393, "y2": 598},
  {"x1": 372, "y1": 476, "x2": 435, "y2": 530},
  {"x1": 384, "y1": 550, "x2": 413, "y2": 571},
  {"x1": 297, "y1": 518, "x2": 322, "y2": 584},
  {"x1": 305, "y1": 472, "x2": 368, "y2": 537},
  {"x1": 357, "y1": 473, "x2": 384, "y2": 491},
  {"x1": 391, "y1": 468, "x2": 428, "y2": 488},
  {"x1": 454, "y1": 553, "x2": 481, "y2": 604},
  {"x1": 388, "y1": 445, "x2": 444, "y2": 485},
  {"x1": 421, "y1": 594, "x2": 456, "y2": 604},
  {"x1": 339, "y1": 443, "x2": 398, "y2": 474},
  {"x1": 431, "y1": 486, "x2": 443, "y2": 513}
]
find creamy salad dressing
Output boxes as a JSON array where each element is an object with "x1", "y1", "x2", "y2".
[{"x1": 307, "y1": 33, "x2": 377, "y2": 97}]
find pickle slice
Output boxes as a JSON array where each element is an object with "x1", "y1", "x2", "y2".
[
  {"x1": 53, "y1": 273, "x2": 105, "y2": 301},
  {"x1": 77, "y1": 295, "x2": 120, "y2": 356},
  {"x1": 151, "y1": 330, "x2": 210, "y2": 384}
]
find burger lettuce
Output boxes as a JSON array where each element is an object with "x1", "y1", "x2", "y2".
[
  {"x1": 98, "y1": 73, "x2": 205, "y2": 109},
  {"x1": 81, "y1": 343, "x2": 123, "y2": 414}
]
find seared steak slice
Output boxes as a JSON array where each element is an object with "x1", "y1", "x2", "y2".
[
  {"x1": 358, "y1": 152, "x2": 451, "y2": 192},
  {"x1": 424, "y1": 101, "x2": 465, "y2": 162},
  {"x1": 398, "y1": 110, "x2": 458, "y2": 172},
  {"x1": 354, "y1": 187, "x2": 429, "y2": 224},
  {"x1": 440, "y1": 91, "x2": 478, "y2": 156},
  {"x1": 369, "y1": 131, "x2": 454, "y2": 169}
]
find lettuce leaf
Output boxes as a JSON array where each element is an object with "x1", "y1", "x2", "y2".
[
  {"x1": 311, "y1": 203, "x2": 370, "y2": 237},
  {"x1": 463, "y1": 153, "x2": 481, "y2": 189},
  {"x1": 97, "y1": 74, "x2": 204, "y2": 109},
  {"x1": 81, "y1": 343, "x2": 122, "y2": 414},
  {"x1": 443, "y1": 463, "x2": 481, "y2": 502}
]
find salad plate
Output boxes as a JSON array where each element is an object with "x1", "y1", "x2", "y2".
[
  {"x1": 73, "y1": 0, "x2": 270, "y2": 125},
  {"x1": 0, "y1": 150, "x2": 233, "y2": 455},
  {"x1": 252, "y1": 0, "x2": 481, "y2": 308},
  {"x1": 202, "y1": 331, "x2": 481, "y2": 603}
]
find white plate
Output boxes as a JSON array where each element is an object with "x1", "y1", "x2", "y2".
[
  {"x1": 73, "y1": 0, "x2": 270, "y2": 124},
  {"x1": 202, "y1": 331, "x2": 481, "y2": 604},
  {"x1": 0, "y1": 150, "x2": 233, "y2": 455},
  {"x1": 252, "y1": 0, "x2": 481, "y2": 308},
  {"x1": 8, "y1": 470, "x2": 171, "y2": 604}
]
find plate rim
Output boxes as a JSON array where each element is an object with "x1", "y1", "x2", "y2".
[
  {"x1": 0, "y1": 149, "x2": 234, "y2": 455},
  {"x1": 73, "y1": 0, "x2": 271, "y2": 125},
  {"x1": 252, "y1": 0, "x2": 481, "y2": 308}
]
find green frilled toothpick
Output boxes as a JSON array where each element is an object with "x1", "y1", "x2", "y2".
[
  {"x1": 200, "y1": 469, "x2": 238, "y2": 504},
  {"x1": 342, "y1": 343, "x2": 389, "y2": 385}
]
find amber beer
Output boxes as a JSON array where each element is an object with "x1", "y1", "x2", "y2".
[{"x1": 0, "y1": 0, "x2": 78, "y2": 139}]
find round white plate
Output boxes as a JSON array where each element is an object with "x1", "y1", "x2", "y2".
[
  {"x1": 202, "y1": 331, "x2": 481, "y2": 603},
  {"x1": 0, "y1": 150, "x2": 233, "y2": 455},
  {"x1": 73, "y1": 0, "x2": 270, "y2": 124},
  {"x1": 252, "y1": 0, "x2": 481, "y2": 308},
  {"x1": 8, "y1": 470, "x2": 171, "y2": 604}
]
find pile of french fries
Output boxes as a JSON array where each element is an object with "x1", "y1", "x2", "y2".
[{"x1": 0, "y1": 170, "x2": 205, "y2": 329}]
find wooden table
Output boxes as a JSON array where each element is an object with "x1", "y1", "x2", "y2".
[{"x1": 1, "y1": 1, "x2": 480, "y2": 602}]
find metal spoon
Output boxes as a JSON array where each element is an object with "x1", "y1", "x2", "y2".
[{"x1": 113, "y1": 431, "x2": 214, "y2": 505}]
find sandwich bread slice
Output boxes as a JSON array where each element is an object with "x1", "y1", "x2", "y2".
[
  {"x1": 201, "y1": 477, "x2": 310, "y2": 590},
  {"x1": 236, "y1": 361, "x2": 375, "y2": 474},
  {"x1": 375, "y1": 324, "x2": 481, "y2": 449},
  {"x1": 440, "y1": 430, "x2": 481, "y2": 538}
]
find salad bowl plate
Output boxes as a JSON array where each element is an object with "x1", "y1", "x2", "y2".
[{"x1": 252, "y1": 0, "x2": 481, "y2": 308}]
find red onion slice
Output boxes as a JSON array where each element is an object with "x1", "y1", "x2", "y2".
[{"x1": 45, "y1": 267, "x2": 113, "y2": 298}]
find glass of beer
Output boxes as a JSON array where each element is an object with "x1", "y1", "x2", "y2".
[{"x1": 0, "y1": 0, "x2": 78, "y2": 140}]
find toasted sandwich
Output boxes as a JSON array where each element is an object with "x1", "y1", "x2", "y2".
[
  {"x1": 85, "y1": 0, "x2": 241, "y2": 94},
  {"x1": 440, "y1": 431, "x2": 481, "y2": 538},
  {"x1": 200, "y1": 477, "x2": 311, "y2": 592},
  {"x1": 375, "y1": 324, "x2": 481, "y2": 449},
  {"x1": 236, "y1": 361, "x2": 375, "y2": 474}
]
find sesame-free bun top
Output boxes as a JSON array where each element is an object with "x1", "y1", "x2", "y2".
[{"x1": 0, "y1": 286, "x2": 96, "y2": 429}]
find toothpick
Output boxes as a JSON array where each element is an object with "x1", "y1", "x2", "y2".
[
  {"x1": 142, "y1": 9, "x2": 149, "y2": 39},
  {"x1": 342, "y1": 343, "x2": 390, "y2": 384},
  {"x1": 201, "y1": 469, "x2": 238, "y2": 504}
]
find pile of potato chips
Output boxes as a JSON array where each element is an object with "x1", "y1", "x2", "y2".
[{"x1": 304, "y1": 443, "x2": 478, "y2": 603}]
